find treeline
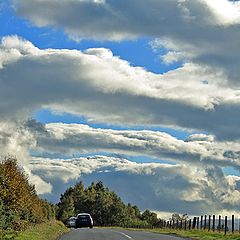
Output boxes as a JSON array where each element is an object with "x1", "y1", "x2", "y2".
[
  {"x1": 57, "y1": 181, "x2": 164, "y2": 228},
  {"x1": 0, "y1": 157, "x2": 55, "y2": 234}
]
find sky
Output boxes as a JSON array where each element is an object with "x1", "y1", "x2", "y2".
[{"x1": 1, "y1": 0, "x2": 240, "y2": 219}]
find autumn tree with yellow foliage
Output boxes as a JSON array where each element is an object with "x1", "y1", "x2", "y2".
[{"x1": 0, "y1": 157, "x2": 55, "y2": 232}]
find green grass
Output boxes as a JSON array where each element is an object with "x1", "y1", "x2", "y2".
[
  {"x1": 145, "y1": 228, "x2": 240, "y2": 240},
  {"x1": 93, "y1": 227, "x2": 240, "y2": 239},
  {"x1": 14, "y1": 221, "x2": 69, "y2": 240},
  {"x1": 0, "y1": 230, "x2": 17, "y2": 240}
]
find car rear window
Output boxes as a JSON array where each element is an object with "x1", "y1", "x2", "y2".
[{"x1": 78, "y1": 215, "x2": 90, "y2": 219}]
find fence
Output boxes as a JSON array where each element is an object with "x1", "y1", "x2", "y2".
[{"x1": 163, "y1": 215, "x2": 240, "y2": 235}]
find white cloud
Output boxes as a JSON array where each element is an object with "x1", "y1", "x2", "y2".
[
  {"x1": 27, "y1": 171, "x2": 52, "y2": 195},
  {"x1": 203, "y1": 0, "x2": 240, "y2": 24},
  {"x1": 24, "y1": 121, "x2": 240, "y2": 171},
  {"x1": 0, "y1": 121, "x2": 35, "y2": 164},
  {"x1": 185, "y1": 134, "x2": 215, "y2": 142},
  {"x1": 0, "y1": 121, "x2": 53, "y2": 194}
]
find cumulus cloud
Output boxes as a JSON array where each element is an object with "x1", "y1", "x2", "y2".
[
  {"x1": 0, "y1": 121, "x2": 52, "y2": 194},
  {"x1": 27, "y1": 170, "x2": 52, "y2": 195},
  {"x1": 29, "y1": 155, "x2": 240, "y2": 215},
  {"x1": 1, "y1": 36, "x2": 240, "y2": 139},
  {"x1": 0, "y1": 121, "x2": 35, "y2": 163},
  {"x1": 12, "y1": 0, "x2": 240, "y2": 86}
]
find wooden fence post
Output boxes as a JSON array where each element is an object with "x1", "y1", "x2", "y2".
[
  {"x1": 218, "y1": 215, "x2": 221, "y2": 232},
  {"x1": 225, "y1": 216, "x2": 227, "y2": 235},
  {"x1": 213, "y1": 215, "x2": 215, "y2": 232},
  {"x1": 184, "y1": 220, "x2": 187, "y2": 230},
  {"x1": 239, "y1": 217, "x2": 240, "y2": 234},
  {"x1": 239, "y1": 218, "x2": 240, "y2": 234},
  {"x1": 208, "y1": 215, "x2": 211, "y2": 231},
  {"x1": 200, "y1": 215, "x2": 203, "y2": 229},
  {"x1": 204, "y1": 215, "x2": 207, "y2": 230},
  {"x1": 189, "y1": 219, "x2": 192, "y2": 230},
  {"x1": 192, "y1": 217, "x2": 196, "y2": 229},
  {"x1": 180, "y1": 220, "x2": 183, "y2": 230},
  {"x1": 232, "y1": 215, "x2": 234, "y2": 234},
  {"x1": 197, "y1": 217, "x2": 199, "y2": 229}
]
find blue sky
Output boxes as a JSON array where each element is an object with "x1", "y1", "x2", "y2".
[{"x1": 1, "y1": 0, "x2": 240, "y2": 216}]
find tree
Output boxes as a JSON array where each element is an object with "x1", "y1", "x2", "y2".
[
  {"x1": 57, "y1": 195, "x2": 75, "y2": 224},
  {"x1": 170, "y1": 213, "x2": 188, "y2": 221},
  {"x1": 0, "y1": 157, "x2": 56, "y2": 230},
  {"x1": 141, "y1": 210, "x2": 159, "y2": 227},
  {"x1": 0, "y1": 198, "x2": 9, "y2": 230},
  {"x1": 72, "y1": 181, "x2": 85, "y2": 214}
]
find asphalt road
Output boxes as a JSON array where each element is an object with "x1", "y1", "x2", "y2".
[{"x1": 59, "y1": 228, "x2": 187, "y2": 240}]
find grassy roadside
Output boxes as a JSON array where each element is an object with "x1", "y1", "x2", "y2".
[
  {"x1": 0, "y1": 230, "x2": 17, "y2": 240},
  {"x1": 14, "y1": 221, "x2": 69, "y2": 240},
  {"x1": 137, "y1": 228, "x2": 240, "y2": 240},
  {"x1": 91, "y1": 227, "x2": 240, "y2": 239}
]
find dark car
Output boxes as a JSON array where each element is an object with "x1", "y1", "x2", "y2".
[{"x1": 75, "y1": 213, "x2": 93, "y2": 228}]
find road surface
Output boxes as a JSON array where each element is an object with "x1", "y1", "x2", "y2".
[{"x1": 59, "y1": 228, "x2": 188, "y2": 240}]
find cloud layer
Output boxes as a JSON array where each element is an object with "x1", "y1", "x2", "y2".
[{"x1": 25, "y1": 121, "x2": 240, "y2": 170}]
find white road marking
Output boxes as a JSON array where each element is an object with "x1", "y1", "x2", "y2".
[{"x1": 111, "y1": 230, "x2": 134, "y2": 239}]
